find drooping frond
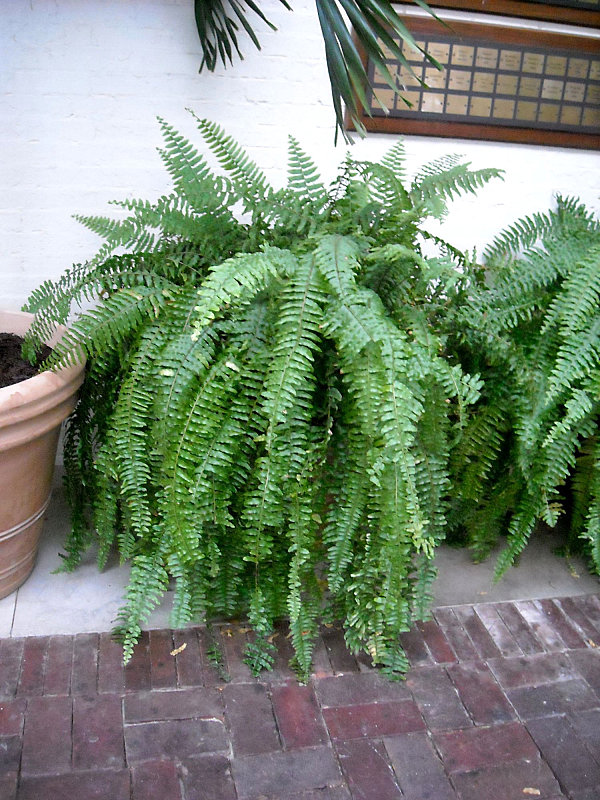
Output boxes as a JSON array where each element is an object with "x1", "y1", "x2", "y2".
[
  {"x1": 543, "y1": 245, "x2": 600, "y2": 341},
  {"x1": 483, "y1": 195, "x2": 598, "y2": 267},
  {"x1": 192, "y1": 0, "x2": 442, "y2": 142},
  {"x1": 47, "y1": 284, "x2": 172, "y2": 369}
]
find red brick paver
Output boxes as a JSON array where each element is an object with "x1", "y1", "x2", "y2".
[
  {"x1": 271, "y1": 682, "x2": 328, "y2": 749},
  {"x1": 0, "y1": 593, "x2": 599, "y2": 799},
  {"x1": 131, "y1": 759, "x2": 183, "y2": 800},
  {"x1": 384, "y1": 731, "x2": 457, "y2": 799},
  {"x1": 335, "y1": 738, "x2": 402, "y2": 799}
]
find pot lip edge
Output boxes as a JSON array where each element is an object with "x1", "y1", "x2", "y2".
[{"x1": 0, "y1": 309, "x2": 85, "y2": 412}]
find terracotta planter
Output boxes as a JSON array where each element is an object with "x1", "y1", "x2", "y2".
[{"x1": 0, "y1": 310, "x2": 85, "y2": 599}]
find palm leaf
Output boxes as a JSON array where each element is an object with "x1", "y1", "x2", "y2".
[
  {"x1": 194, "y1": 0, "x2": 291, "y2": 71},
  {"x1": 316, "y1": 0, "x2": 439, "y2": 141},
  {"x1": 194, "y1": 0, "x2": 438, "y2": 141}
]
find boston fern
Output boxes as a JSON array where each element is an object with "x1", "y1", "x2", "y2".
[
  {"x1": 24, "y1": 113, "x2": 501, "y2": 677},
  {"x1": 448, "y1": 196, "x2": 600, "y2": 578}
]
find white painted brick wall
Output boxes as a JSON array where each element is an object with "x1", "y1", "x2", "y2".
[{"x1": 2, "y1": 0, "x2": 599, "y2": 310}]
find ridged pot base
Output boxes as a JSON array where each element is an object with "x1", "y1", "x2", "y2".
[{"x1": 0, "y1": 493, "x2": 52, "y2": 599}]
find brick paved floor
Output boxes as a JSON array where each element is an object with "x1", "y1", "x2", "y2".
[{"x1": 1, "y1": 594, "x2": 600, "y2": 800}]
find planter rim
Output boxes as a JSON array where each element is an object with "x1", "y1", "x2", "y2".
[{"x1": 0, "y1": 309, "x2": 85, "y2": 440}]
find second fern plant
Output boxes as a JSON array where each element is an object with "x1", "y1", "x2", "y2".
[
  {"x1": 448, "y1": 196, "x2": 600, "y2": 577},
  {"x1": 24, "y1": 113, "x2": 501, "y2": 677}
]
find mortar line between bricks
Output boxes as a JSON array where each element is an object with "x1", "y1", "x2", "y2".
[
  {"x1": 265, "y1": 682, "x2": 284, "y2": 751},
  {"x1": 425, "y1": 724, "x2": 458, "y2": 789},
  {"x1": 417, "y1": 623, "x2": 439, "y2": 665},
  {"x1": 523, "y1": 716, "x2": 573, "y2": 800},
  {"x1": 177, "y1": 769, "x2": 190, "y2": 800},
  {"x1": 95, "y1": 635, "x2": 100, "y2": 694},
  {"x1": 349, "y1": 734, "x2": 405, "y2": 796},
  {"x1": 41, "y1": 638, "x2": 50, "y2": 695},
  {"x1": 441, "y1": 663, "x2": 474, "y2": 725},
  {"x1": 473, "y1": 603, "x2": 523, "y2": 658},
  {"x1": 173, "y1": 629, "x2": 194, "y2": 690},
  {"x1": 564, "y1": 648, "x2": 600, "y2": 700},
  {"x1": 560, "y1": 599, "x2": 600, "y2": 646},
  {"x1": 221, "y1": 687, "x2": 240, "y2": 766},
  {"x1": 119, "y1": 695, "x2": 128, "y2": 780},
  {"x1": 327, "y1": 726, "x2": 349, "y2": 794},
  {"x1": 465, "y1": 603, "x2": 502, "y2": 660},
  {"x1": 316, "y1": 671, "x2": 406, "y2": 797},
  {"x1": 483, "y1": 657, "x2": 523, "y2": 722},
  {"x1": 446, "y1": 606, "x2": 474, "y2": 660},
  {"x1": 574, "y1": 596, "x2": 600, "y2": 635},
  {"x1": 496, "y1": 601, "x2": 548, "y2": 653},
  {"x1": 16, "y1": 699, "x2": 25, "y2": 796},
  {"x1": 393, "y1": 678, "x2": 450, "y2": 788},
  {"x1": 409, "y1": 679, "x2": 431, "y2": 731},
  {"x1": 564, "y1": 708, "x2": 600, "y2": 768},
  {"x1": 307, "y1": 672, "x2": 343, "y2": 776},
  {"x1": 14, "y1": 639, "x2": 25, "y2": 697},
  {"x1": 68, "y1": 639, "x2": 76, "y2": 699},
  {"x1": 70, "y1": 694, "x2": 75, "y2": 771}
]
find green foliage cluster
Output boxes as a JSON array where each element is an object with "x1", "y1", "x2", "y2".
[
  {"x1": 448, "y1": 197, "x2": 600, "y2": 576},
  {"x1": 24, "y1": 113, "x2": 502, "y2": 677}
]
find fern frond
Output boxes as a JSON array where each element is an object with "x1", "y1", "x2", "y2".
[
  {"x1": 47, "y1": 285, "x2": 171, "y2": 368},
  {"x1": 380, "y1": 139, "x2": 407, "y2": 180},
  {"x1": 546, "y1": 320, "x2": 600, "y2": 402},
  {"x1": 324, "y1": 441, "x2": 369, "y2": 594},
  {"x1": 242, "y1": 254, "x2": 324, "y2": 567},
  {"x1": 580, "y1": 438, "x2": 600, "y2": 573},
  {"x1": 192, "y1": 248, "x2": 296, "y2": 333},
  {"x1": 113, "y1": 548, "x2": 170, "y2": 662},
  {"x1": 192, "y1": 114, "x2": 270, "y2": 202},
  {"x1": 158, "y1": 347, "x2": 246, "y2": 565},
  {"x1": 287, "y1": 136, "x2": 328, "y2": 205},
  {"x1": 482, "y1": 192, "x2": 599, "y2": 268},
  {"x1": 286, "y1": 469, "x2": 322, "y2": 682},
  {"x1": 494, "y1": 495, "x2": 541, "y2": 579},
  {"x1": 410, "y1": 163, "x2": 503, "y2": 215},
  {"x1": 542, "y1": 245, "x2": 600, "y2": 341},
  {"x1": 58, "y1": 347, "x2": 125, "y2": 570},
  {"x1": 107, "y1": 325, "x2": 163, "y2": 545},
  {"x1": 157, "y1": 116, "x2": 226, "y2": 209}
]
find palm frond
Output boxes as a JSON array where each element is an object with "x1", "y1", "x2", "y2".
[
  {"x1": 194, "y1": 0, "x2": 291, "y2": 71},
  {"x1": 316, "y1": 0, "x2": 439, "y2": 141}
]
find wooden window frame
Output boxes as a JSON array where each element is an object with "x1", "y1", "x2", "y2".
[
  {"x1": 429, "y1": 1, "x2": 599, "y2": 29},
  {"x1": 346, "y1": 13, "x2": 600, "y2": 149}
]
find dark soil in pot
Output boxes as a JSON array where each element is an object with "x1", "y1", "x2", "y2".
[{"x1": 0, "y1": 333, "x2": 53, "y2": 389}]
